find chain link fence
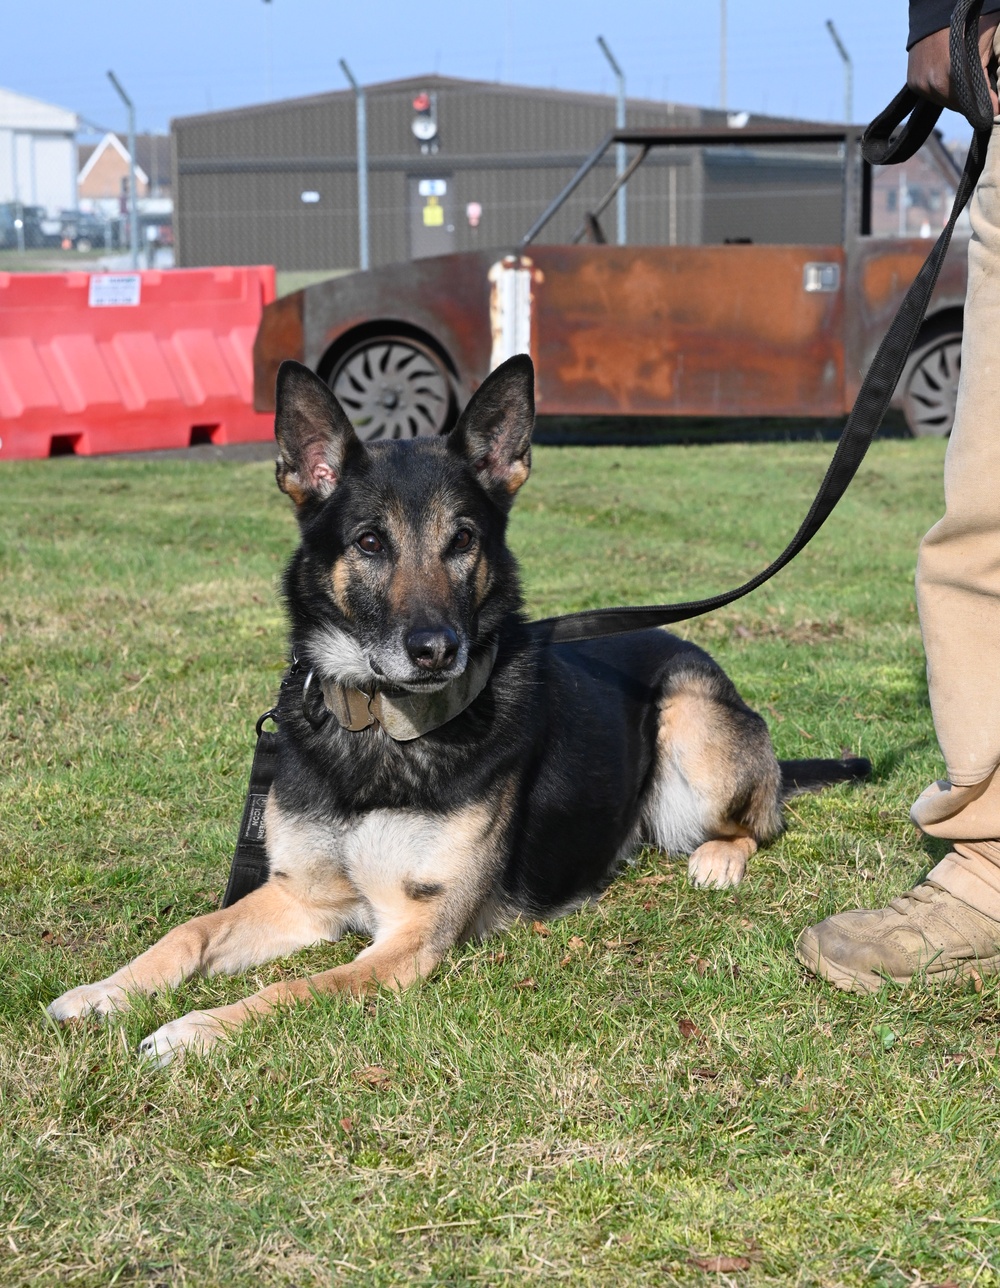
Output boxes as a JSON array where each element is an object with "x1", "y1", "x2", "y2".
[{"x1": 171, "y1": 77, "x2": 896, "y2": 279}]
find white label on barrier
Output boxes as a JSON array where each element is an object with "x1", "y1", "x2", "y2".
[{"x1": 88, "y1": 274, "x2": 142, "y2": 307}]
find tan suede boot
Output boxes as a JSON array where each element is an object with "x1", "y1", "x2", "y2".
[{"x1": 795, "y1": 880, "x2": 1000, "y2": 993}]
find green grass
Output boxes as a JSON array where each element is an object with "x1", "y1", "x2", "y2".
[
  {"x1": 275, "y1": 268, "x2": 354, "y2": 297},
  {"x1": 0, "y1": 248, "x2": 110, "y2": 273},
  {"x1": 3, "y1": 439, "x2": 999, "y2": 1286},
  {"x1": 0, "y1": 258, "x2": 348, "y2": 292}
]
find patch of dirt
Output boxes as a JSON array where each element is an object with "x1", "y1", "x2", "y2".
[{"x1": 696, "y1": 615, "x2": 849, "y2": 644}]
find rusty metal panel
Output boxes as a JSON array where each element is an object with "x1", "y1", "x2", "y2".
[
  {"x1": 844, "y1": 237, "x2": 967, "y2": 406},
  {"x1": 254, "y1": 254, "x2": 496, "y2": 412},
  {"x1": 301, "y1": 252, "x2": 495, "y2": 393},
  {"x1": 253, "y1": 230, "x2": 970, "y2": 425},
  {"x1": 253, "y1": 289, "x2": 304, "y2": 412},
  {"x1": 527, "y1": 245, "x2": 846, "y2": 417}
]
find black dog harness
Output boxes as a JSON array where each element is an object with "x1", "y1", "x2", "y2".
[{"x1": 223, "y1": 0, "x2": 993, "y2": 907}]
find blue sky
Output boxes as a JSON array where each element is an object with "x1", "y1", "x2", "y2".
[{"x1": 4, "y1": 1, "x2": 968, "y2": 141}]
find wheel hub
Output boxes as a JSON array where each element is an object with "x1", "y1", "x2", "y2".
[
  {"x1": 902, "y1": 336, "x2": 962, "y2": 437},
  {"x1": 330, "y1": 338, "x2": 452, "y2": 440}
]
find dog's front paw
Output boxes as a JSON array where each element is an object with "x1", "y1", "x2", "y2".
[
  {"x1": 687, "y1": 840, "x2": 748, "y2": 890},
  {"x1": 47, "y1": 980, "x2": 131, "y2": 1024},
  {"x1": 138, "y1": 1011, "x2": 224, "y2": 1067}
]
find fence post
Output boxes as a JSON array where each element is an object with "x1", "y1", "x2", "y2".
[
  {"x1": 597, "y1": 37, "x2": 627, "y2": 245},
  {"x1": 339, "y1": 60, "x2": 370, "y2": 271},
  {"x1": 825, "y1": 20, "x2": 854, "y2": 125},
  {"x1": 107, "y1": 70, "x2": 139, "y2": 269}
]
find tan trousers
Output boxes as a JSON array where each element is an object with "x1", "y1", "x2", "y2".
[{"x1": 911, "y1": 114, "x2": 1000, "y2": 919}]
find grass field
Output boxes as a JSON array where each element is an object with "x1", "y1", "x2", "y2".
[
  {"x1": 3, "y1": 437, "x2": 999, "y2": 1287},
  {"x1": 0, "y1": 248, "x2": 110, "y2": 273}
]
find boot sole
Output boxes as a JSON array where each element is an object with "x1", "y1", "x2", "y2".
[{"x1": 794, "y1": 927, "x2": 1000, "y2": 994}]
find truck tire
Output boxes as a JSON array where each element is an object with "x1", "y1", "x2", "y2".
[
  {"x1": 899, "y1": 329, "x2": 962, "y2": 438},
  {"x1": 328, "y1": 335, "x2": 454, "y2": 440}
]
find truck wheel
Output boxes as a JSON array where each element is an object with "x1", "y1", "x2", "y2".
[
  {"x1": 900, "y1": 331, "x2": 962, "y2": 437},
  {"x1": 328, "y1": 336, "x2": 454, "y2": 440}
]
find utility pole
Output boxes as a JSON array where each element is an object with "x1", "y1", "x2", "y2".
[
  {"x1": 340, "y1": 59, "x2": 370, "y2": 272},
  {"x1": 107, "y1": 70, "x2": 139, "y2": 269},
  {"x1": 10, "y1": 141, "x2": 24, "y2": 253},
  {"x1": 899, "y1": 169, "x2": 909, "y2": 237},
  {"x1": 597, "y1": 36, "x2": 627, "y2": 245},
  {"x1": 825, "y1": 19, "x2": 854, "y2": 123},
  {"x1": 720, "y1": 0, "x2": 727, "y2": 109},
  {"x1": 264, "y1": 0, "x2": 274, "y2": 99}
]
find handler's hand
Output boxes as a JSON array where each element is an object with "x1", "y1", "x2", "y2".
[{"x1": 907, "y1": 16, "x2": 1000, "y2": 115}]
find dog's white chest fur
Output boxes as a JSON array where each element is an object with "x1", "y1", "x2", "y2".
[
  {"x1": 340, "y1": 810, "x2": 458, "y2": 894},
  {"x1": 264, "y1": 796, "x2": 484, "y2": 914}
]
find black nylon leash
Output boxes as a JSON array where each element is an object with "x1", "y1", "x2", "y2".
[{"x1": 223, "y1": 0, "x2": 992, "y2": 905}]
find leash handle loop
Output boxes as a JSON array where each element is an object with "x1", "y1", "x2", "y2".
[{"x1": 861, "y1": 87, "x2": 942, "y2": 166}]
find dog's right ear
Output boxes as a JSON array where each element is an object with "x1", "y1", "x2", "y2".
[{"x1": 274, "y1": 360, "x2": 364, "y2": 508}]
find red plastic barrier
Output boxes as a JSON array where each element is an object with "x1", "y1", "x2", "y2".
[{"x1": 0, "y1": 266, "x2": 276, "y2": 459}]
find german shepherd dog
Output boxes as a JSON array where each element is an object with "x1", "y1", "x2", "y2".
[{"x1": 48, "y1": 355, "x2": 868, "y2": 1064}]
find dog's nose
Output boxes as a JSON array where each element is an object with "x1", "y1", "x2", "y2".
[{"x1": 406, "y1": 626, "x2": 459, "y2": 671}]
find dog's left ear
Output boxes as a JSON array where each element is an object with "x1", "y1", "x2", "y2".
[{"x1": 448, "y1": 354, "x2": 534, "y2": 504}]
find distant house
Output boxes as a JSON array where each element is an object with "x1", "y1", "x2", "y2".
[
  {"x1": 869, "y1": 135, "x2": 963, "y2": 239},
  {"x1": 0, "y1": 86, "x2": 78, "y2": 214},
  {"x1": 77, "y1": 132, "x2": 172, "y2": 214}
]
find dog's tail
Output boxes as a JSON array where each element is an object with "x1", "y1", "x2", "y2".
[{"x1": 779, "y1": 756, "x2": 871, "y2": 799}]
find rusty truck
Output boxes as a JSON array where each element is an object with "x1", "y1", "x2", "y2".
[{"x1": 253, "y1": 124, "x2": 966, "y2": 440}]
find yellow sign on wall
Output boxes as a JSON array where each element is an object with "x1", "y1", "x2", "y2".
[{"x1": 423, "y1": 196, "x2": 444, "y2": 227}]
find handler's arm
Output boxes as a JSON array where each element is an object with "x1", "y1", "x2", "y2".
[{"x1": 908, "y1": 0, "x2": 1000, "y2": 112}]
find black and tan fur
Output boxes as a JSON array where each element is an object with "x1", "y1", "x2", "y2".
[{"x1": 48, "y1": 355, "x2": 868, "y2": 1063}]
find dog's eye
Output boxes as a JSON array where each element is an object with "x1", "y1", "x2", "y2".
[
  {"x1": 452, "y1": 529, "x2": 473, "y2": 552},
  {"x1": 357, "y1": 532, "x2": 384, "y2": 554}
]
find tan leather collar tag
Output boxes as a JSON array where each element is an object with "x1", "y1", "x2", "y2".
[
  {"x1": 319, "y1": 643, "x2": 499, "y2": 741},
  {"x1": 321, "y1": 681, "x2": 378, "y2": 732}
]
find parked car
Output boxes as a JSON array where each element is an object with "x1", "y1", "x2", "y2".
[
  {"x1": 0, "y1": 203, "x2": 51, "y2": 250},
  {"x1": 253, "y1": 125, "x2": 967, "y2": 439},
  {"x1": 0, "y1": 203, "x2": 17, "y2": 249},
  {"x1": 58, "y1": 210, "x2": 117, "y2": 252}
]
